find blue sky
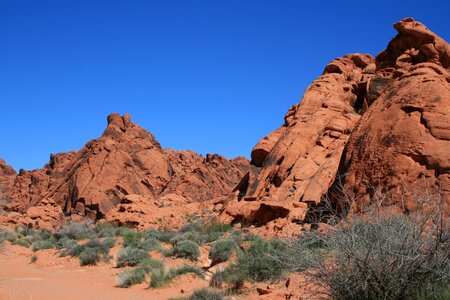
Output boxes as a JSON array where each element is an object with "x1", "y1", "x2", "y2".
[{"x1": 1, "y1": 1, "x2": 449, "y2": 171}]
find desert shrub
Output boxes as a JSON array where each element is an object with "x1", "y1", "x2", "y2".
[
  {"x1": 139, "y1": 237, "x2": 161, "y2": 251},
  {"x1": 236, "y1": 238, "x2": 289, "y2": 281},
  {"x1": 208, "y1": 238, "x2": 236, "y2": 265},
  {"x1": 150, "y1": 264, "x2": 203, "y2": 288},
  {"x1": 30, "y1": 255, "x2": 38, "y2": 263},
  {"x1": 116, "y1": 246, "x2": 148, "y2": 267},
  {"x1": 102, "y1": 237, "x2": 116, "y2": 248},
  {"x1": 180, "y1": 219, "x2": 231, "y2": 245},
  {"x1": 166, "y1": 265, "x2": 204, "y2": 280},
  {"x1": 95, "y1": 222, "x2": 117, "y2": 238},
  {"x1": 116, "y1": 258, "x2": 165, "y2": 288},
  {"x1": 210, "y1": 264, "x2": 245, "y2": 291},
  {"x1": 59, "y1": 221, "x2": 96, "y2": 240},
  {"x1": 11, "y1": 236, "x2": 33, "y2": 248},
  {"x1": 209, "y1": 238, "x2": 289, "y2": 291},
  {"x1": 116, "y1": 269, "x2": 144, "y2": 288},
  {"x1": 79, "y1": 247, "x2": 101, "y2": 265},
  {"x1": 287, "y1": 213, "x2": 450, "y2": 300},
  {"x1": 157, "y1": 228, "x2": 178, "y2": 243},
  {"x1": 114, "y1": 226, "x2": 133, "y2": 237},
  {"x1": 58, "y1": 238, "x2": 110, "y2": 265},
  {"x1": 32, "y1": 239, "x2": 55, "y2": 251},
  {"x1": 170, "y1": 240, "x2": 200, "y2": 261},
  {"x1": 123, "y1": 231, "x2": 143, "y2": 247},
  {"x1": 189, "y1": 288, "x2": 223, "y2": 300},
  {"x1": 0, "y1": 228, "x2": 15, "y2": 241}
]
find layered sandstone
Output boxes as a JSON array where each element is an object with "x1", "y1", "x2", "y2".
[
  {"x1": 340, "y1": 18, "x2": 450, "y2": 213},
  {"x1": 0, "y1": 113, "x2": 248, "y2": 229},
  {"x1": 221, "y1": 18, "x2": 450, "y2": 229}
]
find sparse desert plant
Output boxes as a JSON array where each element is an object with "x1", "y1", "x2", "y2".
[
  {"x1": 30, "y1": 255, "x2": 38, "y2": 263},
  {"x1": 208, "y1": 238, "x2": 236, "y2": 265},
  {"x1": 123, "y1": 231, "x2": 143, "y2": 248},
  {"x1": 210, "y1": 238, "x2": 289, "y2": 292},
  {"x1": 179, "y1": 219, "x2": 231, "y2": 245},
  {"x1": 79, "y1": 247, "x2": 101, "y2": 266},
  {"x1": 31, "y1": 239, "x2": 55, "y2": 251},
  {"x1": 139, "y1": 237, "x2": 161, "y2": 251},
  {"x1": 236, "y1": 238, "x2": 289, "y2": 282},
  {"x1": 189, "y1": 288, "x2": 223, "y2": 300},
  {"x1": 170, "y1": 240, "x2": 200, "y2": 261},
  {"x1": 149, "y1": 264, "x2": 204, "y2": 288},
  {"x1": 95, "y1": 222, "x2": 117, "y2": 238},
  {"x1": 102, "y1": 237, "x2": 116, "y2": 248},
  {"x1": 116, "y1": 246, "x2": 148, "y2": 267},
  {"x1": 116, "y1": 269, "x2": 144, "y2": 288},
  {"x1": 59, "y1": 238, "x2": 111, "y2": 265},
  {"x1": 287, "y1": 211, "x2": 450, "y2": 300},
  {"x1": 116, "y1": 258, "x2": 165, "y2": 288},
  {"x1": 59, "y1": 220, "x2": 96, "y2": 240},
  {"x1": 210, "y1": 264, "x2": 245, "y2": 291}
]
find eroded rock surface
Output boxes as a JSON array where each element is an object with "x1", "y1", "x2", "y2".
[
  {"x1": 222, "y1": 18, "x2": 450, "y2": 229},
  {"x1": 0, "y1": 113, "x2": 248, "y2": 229},
  {"x1": 221, "y1": 53, "x2": 375, "y2": 225},
  {"x1": 339, "y1": 18, "x2": 450, "y2": 213}
]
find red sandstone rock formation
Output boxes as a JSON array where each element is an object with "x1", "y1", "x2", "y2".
[
  {"x1": 220, "y1": 54, "x2": 375, "y2": 228},
  {"x1": 340, "y1": 18, "x2": 450, "y2": 213},
  {"x1": 221, "y1": 18, "x2": 449, "y2": 231},
  {"x1": 0, "y1": 113, "x2": 248, "y2": 229}
]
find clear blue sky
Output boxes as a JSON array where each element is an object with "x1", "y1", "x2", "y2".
[{"x1": 1, "y1": 1, "x2": 449, "y2": 171}]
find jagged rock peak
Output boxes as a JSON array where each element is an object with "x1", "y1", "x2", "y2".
[{"x1": 377, "y1": 17, "x2": 450, "y2": 69}]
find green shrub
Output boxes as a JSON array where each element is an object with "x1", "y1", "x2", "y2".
[
  {"x1": 155, "y1": 228, "x2": 177, "y2": 243},
  {"x1": 236, "y1": 238, "x2": 289, "y2": 281},
  {"x1": 190, "y1": 288, "x2": 223, "y2": 300},
  {"x1": 30, "y1": 255, "x2": 38, "y2": 264},
  {"x1": 123, "y1": 231, "x2": 143, "y2": 248},
  {"x1": 102, "y1": 237, "x2": 116, "y2": 249},
  {"x1": 180, "y1": 219, "x2": 231, "y2": 245},
  {"x1": 0, "y1": 228, "x2": 15, "y2": 243},
  {"x1": 209, "y1": 238, "x2": 235, "y2": 265},
  {"x1": 210, "y1": 264, "x2": 245, "y2": 291},
  {"x1": 139, "y1": 237, "x2": 161, "y2": 251},
  {"x1": 171, "y1": 240, "x2": 200, "y2": 261},
  {"x1": 79, "y1": 247, "x2": 101, "y2": 266},
  {"x1": 116, "y1": 258, "x2": 165, "y2": 288},
  {"x1": 11, "y1": 237, "x2": 33, "y2": 248},
  {"x1": 58, "y1": 238, "x2": 110, "y2": 265},
  {"x1": 150, "y1": 264, "x2": 203, "y2": 288},
  {"x1": 59, "y1": 221, "x2": 96, "y2": 240},
  {"x1": 166, "y1": 265, "x2": 204, "y2": 280},
  {"x1": 288, "y1": 213, "x2": 450, "y2": 300},
  {"x1": 32, "y1": 240, "x2": 55, "y2": 251},
  {"x1": 116, "y1": 268, "x2": 147, "y2": 288},
  {"x1": 116, "y1": 247, "x2": 148, "y2": 267},
  {"x1": 95, "y1": 222, "x2": 117, "y2": 238}
]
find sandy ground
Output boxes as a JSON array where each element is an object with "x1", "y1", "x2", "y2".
[{"x1": 0, "y1": 242, "x2": 208, "y2": 300}]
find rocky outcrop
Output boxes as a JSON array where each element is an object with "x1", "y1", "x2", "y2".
[
  {"x1": 0, "y1": 113, "x2": 248, "y2": 229},
  {"x1": 339, "y1": 18, "x2": 450, "y2": 213},
  {"x1": 221, "y1": 53, "x2": 375, "y2": 227},
  {"x1": 221, "y1": 18, "x2": 449, "y2": 229}
]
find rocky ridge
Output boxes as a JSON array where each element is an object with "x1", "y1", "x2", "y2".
[{"x1": 0, "y1": 113, "x2": 248, "y2": 229}]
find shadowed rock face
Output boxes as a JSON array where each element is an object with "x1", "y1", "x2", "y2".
[
  {"x1": 221, "y1": 18, "x2": 450, "y2": 230},
  {"x1": 0, "y1": 113, "x2": 248, "y2": 229}
]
